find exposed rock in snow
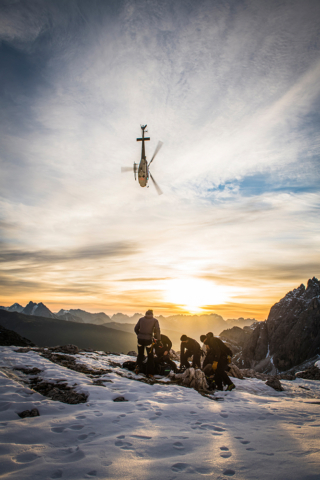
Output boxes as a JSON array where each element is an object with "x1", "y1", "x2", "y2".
[
  {"x1": 265, "y1": 377, "x2": 283, "y2": 391},
  {"x1": 18, "y1": 408, "x2": 40, "y2": 418}
]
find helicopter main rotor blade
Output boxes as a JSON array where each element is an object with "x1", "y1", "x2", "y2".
[
  {"x1": 121, "y1": 166, "x2": 134, "y2": 173},
  {"x1": 150, "y1": 172, "x2": 163, "y2": 195},
  {"x1": 148, "y1": 141, "x2": 163, "y2": 166}
]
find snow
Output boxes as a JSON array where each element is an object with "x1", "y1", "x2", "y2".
[
  {"x1": 315, "y1": 360, "x2": 320, "y2": 370},
  {"x1": 0, "y1": 347, "x2": 320, "y2": 480}
]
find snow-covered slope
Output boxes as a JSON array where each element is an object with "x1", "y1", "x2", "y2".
[{"x1": 0, "y1": 347, "x2": 319, "y2": 479}]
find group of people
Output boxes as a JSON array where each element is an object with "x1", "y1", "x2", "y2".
[{"x1": 134, "y1": 309, "x2": 235, "y2": 391}]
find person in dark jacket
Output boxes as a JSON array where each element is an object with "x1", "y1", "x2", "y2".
[
  {"x1": 202, "y1": 332, "x2": 235, "y2": 390},
  {"x1": 134, "y1": 310, "x2": 161, "y2": 376},
  {"x1": 154, "y1": 334, "x2": 177, "y2": 373},
  {"x1": 180, "y1": 334, "x2": 201, "y2": 370}
]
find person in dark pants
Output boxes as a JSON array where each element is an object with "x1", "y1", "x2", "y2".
[
  {"x1": 202, "y1": 332, "x2": 235, "y2": 391},
  {"x1": 134, "y1": 310, "x2": 161, "y2": 377},
  {"x1": 180, "y1": 335, "x2": 201, "y2": 370},
  {"x1": 154, "y1": 334, "x2": 177, "y2": 373}
]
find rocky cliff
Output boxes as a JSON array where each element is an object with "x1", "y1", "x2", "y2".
[{"x1": 235, "y1": 277, "x2": 320, "y2": 373}]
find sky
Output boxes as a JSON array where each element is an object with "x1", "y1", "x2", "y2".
[{"x1": 0, "y1": 0, "x2": 320, "y2": 319}]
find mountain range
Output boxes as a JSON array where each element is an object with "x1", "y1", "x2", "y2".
[{"x1": 0, "y1": 302, "x2": 257, "y2": 349}]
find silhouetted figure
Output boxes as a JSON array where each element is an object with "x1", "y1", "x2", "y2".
[
  {"x1": 202, "y1": 332, "x2": 235, "y2": 390},
  {"x1": 180, "y1": 334, "x2": 201, "y2": 370},
  {"x1": 134, "y1": 310, "x2": 160, "y2": 377},
  {"x1": 154, "y1": 334, "x2": 177, "y2": 373}
]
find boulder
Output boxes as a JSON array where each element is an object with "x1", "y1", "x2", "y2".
[
  {"x1": 126, "y1": 351, "x2": 137, "y2": 356},
  {"x1": 265, "y1": 377, "x2": 283, "y2": 391},
  {"x1": 295, "y1": 366, "x2": 320, "y2": 380},
  {"x1": 228, "y1": 364, "x2": 244, "y2": 379},
  {"x1": 18, "y1": 408, "x2": 40, "y2": 418}
]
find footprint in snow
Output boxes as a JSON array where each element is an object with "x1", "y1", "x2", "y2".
[
  {"x1": 84, "y1": 471, "x2": 97, "y2": 477},
  {"x1": 94, "y1": 412, "x2": 103, "y2": 417},
  {"x1": 173, "y1": 442, "x2": 185, "y2": 450},
  {"x1": 220, "y1": 413, "x2": 229, "y2": 418},
  {"x1": 223, "y1": 469, "x2": 236, "y2": 476},
  {"x1": 234, "y1": 436, "x2": 243, "y2": 439},
  {"x1": 51, "y1": 427, "x2": 66, "y2": 433},
  {"x1": 76, "y1": 415, "x2": 86, "y2": 419},
  {"x1": 115, "y1": 440, "x2": 133, "y2": 450},
  {"x1": 240, "y1": 440, "x2": 250, "y2": 444},
  {"x1": 246, "y1": 448, "x2": 255, "y2": 451},
  {"x1": 46, "y1": 446, "x2": 85, "y2": 463},
  {"x1": 69, "y1": 424, "x2": 84, "y2": 430},
  {"x1": 13, "y1": 452, "x2": 40, "y2": 463},
  {"x1": 171, "y1": 463, "x2": 213, "y2": 474},
  {"x1": 101, "y1": 461, "x2": 112, "y2": 467},
  {"x1": 50, "y1": 470, "x2": 63, "y2": 479},
  {"x1": 78, "y1": 432, "x2": 96, "y2": 441},
  {"x1": 130, "y1": 435, "x2": 152, "y2": 439}
]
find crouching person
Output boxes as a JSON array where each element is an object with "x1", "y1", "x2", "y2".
[
  {"x1": 134, "y1": 310, "x2": 161, "y2": 378},
  {"x1": 202, "y1": 332, "x2": 235, "y2": 391},
  {"x1": 154, "y1": 334, "x2": 177, "y2": 373},
  {"x1": 180, "y1": 335, "x2": 201, "y2": 370}
]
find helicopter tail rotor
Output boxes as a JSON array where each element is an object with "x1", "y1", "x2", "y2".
[
  {"x1": 150, "y1": 172, "x2": 163, "y2": 195},
  {"x1": 148, "y1": 141, "x2": 163, "y2": 166}
]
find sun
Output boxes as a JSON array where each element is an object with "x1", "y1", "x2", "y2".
[{"x1": 164, "y1": 278, "x2": 231, "y2": 313}]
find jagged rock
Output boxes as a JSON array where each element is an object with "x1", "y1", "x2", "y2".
[
  {"x1": 295, "y1": 366, "x2": 320, "y2": 380},
  {"x1": 18, "y1": 408, "x2": 40, "y2": 418},
  {"x1": 170, "y1": 368, "x2": 209, "y2": 392},
  {"x1": 127, "y1": 351, "x2": 137, "y2": 356},
  {"x1": 265, "y1": 377, "x2": 283, "y2": 391},
  {"x1": 228, "y1": 364, "x2": 244, "y2": 379},
  {"x1": 235, "y1": 277, "x2": 320, "y2": 372},
  {"x1": 113, "y1": 396, "x2": 128, "y2": 402}
]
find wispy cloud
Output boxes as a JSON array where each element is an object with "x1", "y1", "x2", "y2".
[{"x1": 1, "y1": 0, "x2": 319, "y2": 317}]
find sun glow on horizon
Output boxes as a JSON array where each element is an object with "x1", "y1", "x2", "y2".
[{"x1": 164, "y1": 278, "x2": 233, "y2": 314}]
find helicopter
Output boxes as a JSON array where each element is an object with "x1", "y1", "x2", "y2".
[{"x1": 121, "y1": 125, "x2": 163, "y2": 195}]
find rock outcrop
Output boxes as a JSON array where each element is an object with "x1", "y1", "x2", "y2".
[{"x1": 235, "y1": 278, "x2": 320, "y2": 373}]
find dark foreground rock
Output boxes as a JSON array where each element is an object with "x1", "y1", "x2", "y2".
[
  {"x1": 18, "y1": 408, "x2": 40, "y2": 418},
  {"x1": 265, "y1": 377, "x2": 284, "y2": 391},
  {"x1": 295, "y1": 365, "x2": 320, "y2": 380}
]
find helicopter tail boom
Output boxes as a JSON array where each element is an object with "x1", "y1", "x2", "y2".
[{"x1": 136, "y1": 137, "x2": 150, "y2": 141}]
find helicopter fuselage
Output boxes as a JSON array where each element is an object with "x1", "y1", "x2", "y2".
[{"x1": 136, "y1": 125, "x2": 150, "y2": 188}]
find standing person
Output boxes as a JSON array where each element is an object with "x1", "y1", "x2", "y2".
[
  {"x1": 180, "y1": 334, "x2": 201, "y2": 370},
  {"x1": 154, "y1": 334, "x2": 177, "y2": 373},
  {"x1": 202, "y1": 332, "x2": 235, "y2": 391},
  {"x1": 134, "y1": 309, "x2": 161, "y2": 377}
]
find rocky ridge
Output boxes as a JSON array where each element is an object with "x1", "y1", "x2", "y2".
[{"x1": 235, "y1": 277, "x2": 320, "y2": 373}]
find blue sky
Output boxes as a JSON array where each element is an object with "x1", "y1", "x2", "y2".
[{"x1": 0, "y1": 0, "x2": 320, "y2": 317}]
